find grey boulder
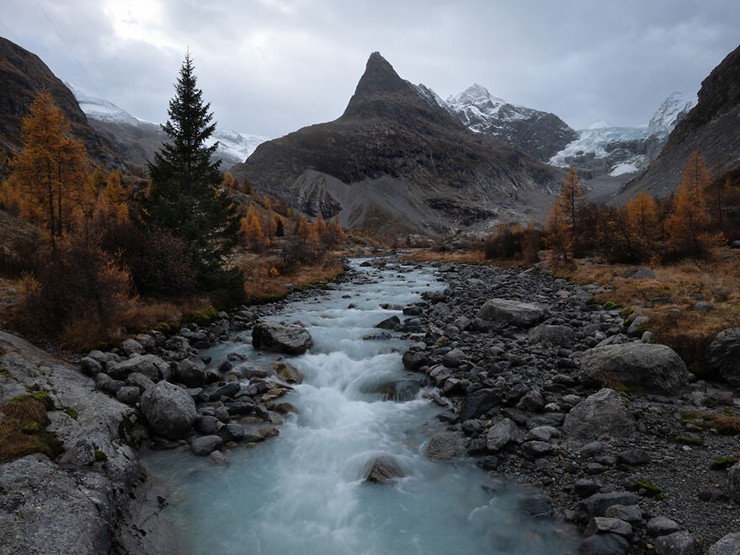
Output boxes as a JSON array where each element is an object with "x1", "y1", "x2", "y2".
[
  {"x1": 252, "y1": 322, "x2": 313, "y2": 355},
  {"x1": 563, "y1": 389, "x2": 635, "y2": 441},
  {"x1": 476, "y1": 298, "x2": 545, "y2": 329},
  {"x1": 140, "y1": 381, "x2": 197, "y2": 439}
]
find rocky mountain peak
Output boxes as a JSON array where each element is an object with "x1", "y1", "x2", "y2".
[
  {"x1": 449, "y1": 84, "x2": 507, "y2": 112},
  {"x1": 648, "y1": 91, "x2": 696, "y2": 130}
]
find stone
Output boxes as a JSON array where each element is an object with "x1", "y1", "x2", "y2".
[
  {"x1": 707, "y1": 532, "x2": 740, "y2": 555},
  {"x1": 364, "y1": 456, "x2": 404, "y2": 484},
  {"x1": 577, "y1": 533, "x2": 630, "y2": 555},
  {"x1": 486, "y1": 418, "x2": 519, "y2": 452},
  {"x1": 273, "y1": 361, "x2": 303, "y2": 384},
  {"x1": 520, "y1": 440, "x2": 553, "y2": 459},
  {"x1": 604, "y1": 504, "x2": 642, "y2": 523},
  {"x1": 476, "y1": 298, "x2": 545, "y2": 329},
  {"x1": 140, "y1": 381, "x2": 197, "y2": 439},
  {"x1": 375, "y1": 315, "x2": 400, "y2": 330},
  {"x1": 402, "y1": 349, "x2": 427, "y2": 371},
  {"x1": 106, "y1": 354, "x2": 169, "y2": 382},
  {"x1": 191, "y1": 435, "x2": 223, "y2": 456},
  {"x1": 617, "y1": 448, "x2": 650, "y2": 466},
  {"x1": 121, "y1": 338, "x2": 145, "y2": 356},
  {"x1": 425, "y1": 431, "x2": 464, "y2": 461},
  {"x1": 209, "y1": 451, "x2": 230, "y2": 466},
  {"x1": 580, "y1": 343, "x2": 689, "y2": 395},
  {"x1": 626, "y1": 316, "x2": 649, "y2": 336},
  {"x1": 528, "y1": 324, "x2": 575, "y2": 347},
  {"x1": 630, "y1": 267, "x2": 656, "y2": 280},
  {"x1": 563, "y1": 389, "x2": 636, "y2": 440},
  {"x1": 442, "y1": 348, "x2": 466, "y2": 368},
  {"x1": 115, "y1": 386, "x2": 141, "y2": 406},
  {"x1": 576, "y1": 491, "x2": 640, "y2": 522},
  {"x1": 94, "y1": 372, "x2": 125, "y2": 395},
  {"x1": 585, "y1": 517, "x2": 633, "y2": 537},
  {"x1": 173, "y1": 358, "x2": 207, "y2": 388},
  {"x1": 212, "y1": 382, "x2": 241, "y2": 400},
  {"x1": 706, "y1": 327, "x2": 740, "y2": 387},
  {"x1": 459, "y1": 388, "x2": 502, "y2": 421},
  {"x1": 574, "y1": 479, "x2": 602, "y2": 498},
  {"x1": 516, "y1": 389, "x2": 545, "y2": 412},
  {"x1": 196, "y1": 415, "x2": 219, "y2": 434},
  {"x1": 252, "y1": 322, "x2": 313, "y2": 355},
  {"x1": 729, "y1": 462, "x2": 740, "y2": 503},
  {"x1": 79, "y1": 356, "x2": 102, "y2": 377},
  {"x1": 654, "y1": 531, "x2": 702, "y2": 555},
  {"x1": 125, "y1": 372, "x2": 156, "y2": 393},
  {"x1": 647, "y1": 516, "x2": 682, "y2": 536}
]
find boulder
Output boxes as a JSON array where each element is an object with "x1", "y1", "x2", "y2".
[
  {"x1": 174, "y1": 358, "x2": 207, "y2": 388},
  {"x1": 272, "y1": 361, "x2": 303, "y2": 384},
  {"x1": 375, "y1": 315, "x2": 400, "y2": 330},
  {"x1": 191, "y1": 435, "x2": 223, "y2": 456},
  {"x1": 402, "y1": 349, "x2": 427, "y2": 371},
  {"x1": 630, "y1": 267, "x2": 656, "y2": 280},
  {"x1": 425, "y1": 431, "x2": 464, "y2": 462},
  {"x1": 647, "y1": 516, "x2": 682, "y2": 536},
  {"x1": 106, "y1": 354, "x2": 169, "y2": 382},
  {"x1": 364, "y1": 456, "x2": 404, "y2": 484},
  {"x1": 115, "y1": 386, "x2": 141, "y2": 406},
  {"x1": 442, "y1": 348, "x2": 466, "y2": 368},
  {"x1": 528, "y1": 324, "x2": 575, "y2": 347},
  {"x1": 654, "y1": 531, "x2": 702, "y2": 555},
  {"x1": 563, "y1": 389, "x2": 636, "y2": 441},
  {"x1": 121, "y1": 338, "x2": 144, "y2": 356},
  {"x1": 578, "y1": 533, "x2": 629, "y2": 555},
  {"x1": 576, "y1": 491, "x2": 640, "y2": 522},
  {"x1": 79, "y1": 356, "x2": 102, "y2": 376},
  {"x1": 729, "y1": 462, "x2": 740, "y2": 504},
  {"x1": 580, "y1": 343, "x2": 689, "y2": 395},
  {"x1": 459, "y1": 388, "x2": 502, "y2": 421},
  {"x1": 252, "y1": 322, "x2": 313, "y2": 355},
  {"x1": 707, "y1": 532, "x2": 740, "y2": 555},
  {"x1": 476, "y1": 299, "x2": 545, "y2": 329},
  {"x1": 706, "y1": 327, "x2": 740, "y2": 387},
  {"x1": 585, "y1": 517, "x2": 633, "y2": 537},
  {"x1": 486, "y1": 418, "x2": 519, "y2": 452},
  {"x1": 140, "y1": 381, "x2": 197, "y2": 439}
]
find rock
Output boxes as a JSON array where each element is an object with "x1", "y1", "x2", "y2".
[
  {"x1": 106, "y1": 354, "x2": 169, "y2": 382},
  {"x1": 125, "y1": 372, "x2": 156, "y2": 393},
  {"x1": 59, "y1": 437, "x2": 97, "y2": 467},
  {"x1": 516, "y1": 389, "x2": 545, "y2": 412},
  {"x1": 706, "y1": 327, "x2": 740, "y2": 387},
  {"x1": 442, "y1": 348, "x2": 466, "y2": 368},
  {"x1": 425, "y1": 431, "x2": 464, "y2": 461},
  {"x1": 140, "y1": 381, "x2": 197, "y2": 439},
  {"x1": 364, "y1": 456, "x2": 404, "y2": 484},
  {"x1": 578, "y1": 533, "x2": 630, "y2": 555},
  {"x1": 693, "y1": 301, "x2": 714, "y2": 312},
  {"x1": 576, "y1": 491, "x2": 640, "y2": 522},
  {"x1": 209, "y1": 451, "x2": 230, "y2": 465},
  {"x1": 273, "y1": 361, "x2": 303, "y2": 384},
  {"x1": 94, "y1": 372, "x2": 125, "y2": 395},
  {"x1": 604, "y1": 504, "x2": 642, "y2": 523},
  {"x1": 476, "y1": 298, "x2": 545, "y2": 329},
  {"x1": 575, "y1": 479, "x2": 602, "y2": 498},
  {"x1": 729, "y1": 462, "x2": 740, "y2": 503},
  {"x1": 402, "y1": 349, "x2": 427, "y2": 371},
  {"x1": 252, "y1": 322, "x2": 313, "y2": 355},
  {"x1": 617, "y1": 448, "x2": 650, "y2": 466},
  {"x1": 486, "y1": 418, "x2": 519, "y2": 452},
  {"x1": 626, "y1": 316, "x2": 649, "y2": 336},
  {"x1": 630, "y1": 267, "x2": 656, "y2": 280},
  {"x1": 654, "y1": 531, "x2": 702, "y2": 555},
  {"x1": 459, "y1": 388, "x2": 502, "y2": 421},
  {"x1": 121, "y1": 338, "x2": 145, "y2": 356},
  {"x1": 563, "y1": 389, "x2": 635, "y2": 440},
  {"x1": 707, "y1": 532, "x2": 740, "y2": 555},
  {"x1": 174, "y1": 358, "x2": 207, "y2": 388},
  {"x1": 212, "y1": 382, "x2": 241, "y2": 400},
  {"x1": 580, "y1": 343, "x2": 689, "y2": 395},
  {"x1": 375, "y1": 315, "x2": 400, "y2": 330},
  {"x1": 585, "y1": 517, "x2": 633, "y2": 537},
  {"x1": 191, "y1": 435, "x2": 223, "y2": 456},
  {"x1": 79, "y1": 356, "x2": 102, "y2": 376},
  {"x1": 520, "y1": 440, "x2": 553, "y2": 459},
  {"x1": 196, "y1": 415, "x2": 219, "y2": 434},
  {"x1": 115, "y1": 386, "x2": 141, "y2": 406},
  {"x1": 528, "y1": 324, "x2": 575, "y2": 347},
  {"x1": 647, "y1": 516, "x2": 682, "y2": 536}
]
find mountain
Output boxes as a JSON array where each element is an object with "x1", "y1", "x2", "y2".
[
  {"x1": 444, "y1": 84, "x2": 578, "y2": 161},
  {"x1": 0, "y1": 37, "x2": 122, "y2": 172},
  {"x1": 71, "y1": 85, "x2": 267, "y2": 170},
  {"x1": 549, "y1": 92, "x2": 696, "y2": 180},
  {"x1": 230, "y1": 52, "x2": 562, "y2": 235},
  {"x1": 617, "y1": 44, "x2": 740, "y2": 201}
]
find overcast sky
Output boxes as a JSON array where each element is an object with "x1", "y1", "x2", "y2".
[{"x1": 1, "y1": 0, "x2": 738, "y2": 138}]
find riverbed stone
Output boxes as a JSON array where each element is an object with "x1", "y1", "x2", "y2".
[
  {"x1": 476, "y1": 298, "x2": 545, "y2": 329},
  {"x1": 647, "y1": 516, "x2": 682, "y2": 536},
  {"x1": 107, "y1": 354, "x2": 169, "y2": 382},
  {"x1": 486, "y1": 418, "x2": 518, "y2": 452},
  {"x1": 706, "y1": 327, "x2": 740, "y2": 387},
  {"x1": 251, "y1": 322, "x2": 313, "y2": 355},
  {"x1": 578, "y1": 533, "x2": 630, "y2": 555},
  {"x1": 460, "y1": 388, "x2": 502, "y2": 421},
  {"x1": 174, "y1": 358, "x2": 207, "y2": 388},
  {"x1": 707, "y1": 532, "x2": 740, "y2": 555},
  {"x1": 563, "y1": 389, "x2": 635, "y2": 441},
  {"x1": 528, "y1": 324, "x2": 575, "y2": 347},
  {"x1": 140, "y1": 381, "x2": 197, "y2": 439},
  {"x1": 273, "y1": 361, "x2": 303, "y2": 384},
  {"x1": 654, "y1": 531, "x2": 702, "y2": 555},
  {"x1": 576, "y1": 491, "x2": 640, "y2": 522},
  {"x1": 579, "y1": 343, "x2": 689, "y2": 395},
  {"x1": 191, "y1": 435, "x2": 223, "y2": 456},
  {"x1": 364, "y1": 456, "x2": 404, "y2": 483},
  {"x1": 425, "y1": 431, "x2": 464, "y2": 461},
  {"x1": 585, "y1": 517, "x2": 633, "y2": 537},
  {"x1": 375, "y1": 315, "x2": 400, "y2": 330}
]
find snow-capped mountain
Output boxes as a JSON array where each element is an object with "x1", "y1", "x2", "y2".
[
  {"x1": 549, "y1": 92, "x2": 697, "y2": 177},
  {"x1": 441, "y1": 84, "x2": 578, "y2": 161},
  {"x1": 69, "y1": 85, "x2": 268, "y2": 168}
]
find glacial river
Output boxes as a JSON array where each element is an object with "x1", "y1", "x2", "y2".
[{"x1": 143, "y1": 259, "x2": 578, "y2": 555}]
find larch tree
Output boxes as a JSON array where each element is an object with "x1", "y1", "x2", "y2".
[
  {"x1": 9, "y1": 89, "x2": 89, "y2": 253},
  {"x1": 665, "y1": 152, "x2": 712, "y2": 257},
  {"x1": 142, "y1": 53, "x2": 239, "y2": 284},
  {"x1": 558, "y1": 167, "x2": 585, "y2": 242},
  {"x1": 625, "y1": 191, "x2": 659, "y2": 252}
]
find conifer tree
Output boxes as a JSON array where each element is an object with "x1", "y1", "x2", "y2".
[
  {"x1": 142, "y1": 53, "x2": 239, "y2": 284},
  {"x1": 665, "y1": 152, "x2": 712, "y2": 258}
]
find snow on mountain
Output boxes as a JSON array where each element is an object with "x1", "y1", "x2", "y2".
[
  {"x1": 70, "y1": 85, "x2": 268, "y2": 165},
  {"x1": 447, "y1": 84, "x2": 533, "y2": 129},
  {"x1": 647, "y1": 90, "x2": 696, "y2": 130}
]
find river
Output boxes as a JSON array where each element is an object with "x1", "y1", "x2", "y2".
[{"x1": 142, "y1": 259, "x2": 578, "y2": 555}]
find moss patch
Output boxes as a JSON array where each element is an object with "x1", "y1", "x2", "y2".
[
  {"x1": 710, "y1": 455, "x2": 739, "y2": 470},
  {"x1": 0, "y1": 394, "x2": 63, "y2": 463},
  {"x1": 637, "y1": 480, "x2": 663, "y2": 499}
]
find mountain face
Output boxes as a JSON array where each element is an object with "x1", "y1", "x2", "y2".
[
  {"x1": 71, "y1": 85, "x2": 267, "y2": 170},
  {"x1": 549, "y1": 92, "x2": 696, "y2": 180},
  {"x1": 230, "y1": 52, "x2": 561, "y2": 235},
  {"x1": 0, "y1": 37, "x2": 121, "y2": 172},
  {"x1": 617, "y1": 44, "x2": 740, "y2": 200},
  {"x1": 444, "y1": 84, "x2": 578, "y2": 161}
]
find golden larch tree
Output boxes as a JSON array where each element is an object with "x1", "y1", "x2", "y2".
[{"x1": 665, "y1": 152, "x2": 712, "y2": 257}]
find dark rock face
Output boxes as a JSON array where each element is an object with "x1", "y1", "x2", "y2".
[
  {"x1": 231, "y1": 52, "x2": 561, "y2": 234},
  {"x1": 0, "y1": 37, "x2": 122, "y2": 174},
  {"x1": 618, "y1": 44, "x2": 740, "y2": 200}
]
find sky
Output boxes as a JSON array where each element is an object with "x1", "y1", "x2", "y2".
[{"x1": 1, "y1": 0, "x2": 738, "y2": 138}]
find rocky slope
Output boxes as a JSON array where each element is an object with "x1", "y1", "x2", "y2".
[
  {"x1": 0, "y1": 37, "x2": 123, "y2": 174},
  {"x1": 445, "y1": 84, "x2": 579, "y2": 162},
  {"x1": 617, "y1": 44, "x2": 740, "y2": 201},
  {"x1": 231, "y1": 52, "x2": 562, "y2": 236}
]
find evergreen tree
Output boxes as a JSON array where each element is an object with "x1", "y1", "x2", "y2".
[{"x1": 143, "y1": 53, "x2": 239, "y2": 285}]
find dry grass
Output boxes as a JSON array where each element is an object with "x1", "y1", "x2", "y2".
[
  {"x1": 401, "y1": 248, "x2": 487, "y2": 265},
  {"x1": 714, "y1": 415, "x2": 740, "y2": 435},
  {"x1": 0, "y1": 392, "x2": 63, "y2": 463}
]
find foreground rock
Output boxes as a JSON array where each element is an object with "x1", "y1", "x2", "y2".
[
  {"x1": 706, "y1": 327, "x2": 740, "y2": 387},
  {"x1": 251, "y1": 321, "x2": 313, "y2": 355},
  {"x1": 140, "y1": 381, "x2": 197, "y2": 439}
]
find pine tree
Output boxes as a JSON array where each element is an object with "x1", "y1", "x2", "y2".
[{"x1": 142, "y1": 53, "x2": 239, "y2": 284}]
